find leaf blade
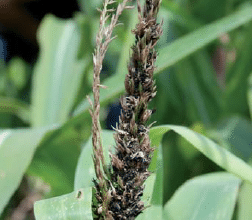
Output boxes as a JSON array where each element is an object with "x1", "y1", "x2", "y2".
[
  {"x1": 150, "y1": 125, "x2": 252, "y2": 184},
  {"x1": 31, "y1": 15, "x2": 83, "y2": 127},
  {"x1": 0, "y1": 126, "x2": 57, "y2": 215},
  {"x1": 163, "y1": 172, "x2": 241, "y2": 220},
  {"x1": 74, "y1": 130, "x2": 115, "y2": 190},
  {"x1": 34, "y1": 188, "x2": 93, "y2": 220}
]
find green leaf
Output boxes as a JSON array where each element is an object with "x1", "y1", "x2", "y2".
[
  {"x1": 8, "y1": 57, "x2": 28, "y2": 90},
  {"x1": 28, "y1": 159, "x2": 73, "y2": 197},
  {"x1": 224, "y1": 22, "x2": 252, "y2": 116},
  {"x1": 149, "y1": 125, "x2": 252, "y2": 184},
  {"x1": 0, "y1": 126, "x2": 56, "y2": 215},
  {"x1": 238, "y1": 182, "x2": 252, "y2": 220},
  {"x1": 208, "y1": 116, "x2": 252, "y2": 162},
  {"x1": 34, "y1": 188, "x2": 93, "y2": 220},
  {"x1": 137, "y1": 139, "x2": 164, "y2": 220},
  {"x1": 163, "y1": 172, "x2": 241, "y2": 220},
  {"x1": 150, "y1": 146, "x2": 163, "y2": 206},
  {"x1": 74, "y1": 14, "x2": 93, "y2": 60},
  {"x1": 140, "y1": 173, "x2": 156, "y2": 207},
  {"x1": 72, "y1": 3, "x2": 252, "y2": 124},
  {"x1": 177, "y1": 123, "x2": 204, "y2": 161},
  {"x1": 247, "y1": 73, "x2": 252, "y2": 119},
  {"x1": 237, "y1": 159, "x2": 252, "y2": 220},
  {"x1": 31, "y1": 14, "x2": 84, "y2": 127},
  {"x1": 28, "y1": 126, "x2": 82, "y2": 197},
  {"x1": 161, "y1": 1, "x2": 202, "y2": 30},
  {"x1": 0, "y1": 97, "x2": 30, "y2": 124},
  {"x1": 0, "y1": 60, "x2": 7, "y2": 94},
  {"x1": 139, "y1": 158, "x2": 163, "y2": 220},
  {"x1": 134, "y1": 173, "x2": 159, "y2": 220},
  {"x1": 137, "y1": 205, "x2": 163, "y2": 220},
  {"x1": 156, "y1": 3, "x2": 252, "y2": 74},
  {"x1": 174, "y1": 58, "x2": 212, "y2": 125},
  {"x1": 191, "y1": 51, "x2": 222, "y2": 118},
  {"x1": 74, "y1": 130, "x2": 115, "y2": 190},
  {"x1": 77, "y1": 0, "x2": 101, "y2": 14},
  {"x1": 160, "y1": 130, "x2": 197, "y2": 204}
]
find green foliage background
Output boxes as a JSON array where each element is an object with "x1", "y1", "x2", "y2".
[{"x1": 1, "y1": 0, "x2": 252, "y2": 219}]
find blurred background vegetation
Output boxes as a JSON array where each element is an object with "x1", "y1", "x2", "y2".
[{"x1": 1, "y1": 0, "x2": 252, "y2": 219}]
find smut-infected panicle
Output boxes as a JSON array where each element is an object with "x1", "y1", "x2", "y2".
[{"x1": 105, "y1": 0, "x2": 163, "y2": 219}]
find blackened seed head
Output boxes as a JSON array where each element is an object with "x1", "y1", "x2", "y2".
[
  {"x1": 117, "y1": 152, "x2": 124, "y2": 160},
  {"x1": 137, "y1": 125, "x2": 146, "y2": 133},
  {"x1": 111, "y1": 202, "x2": 121, "y2": 212}
]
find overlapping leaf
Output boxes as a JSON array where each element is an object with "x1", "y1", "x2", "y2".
[
  {"x1": 34, "y1": 188, "x2": 93, "y2": 220},
  {"x1": 0, "y1": 126, "x2": 57, "y2": 215},
  {"x1": 163, "y1": 172, "x2": 241, "y2": 220},
  {"x1": 150, "y1": 125, "x2": 252, "y2": 184},
  {"x1": 31, "y1": 14, "x2": 84, "y2": 127}
]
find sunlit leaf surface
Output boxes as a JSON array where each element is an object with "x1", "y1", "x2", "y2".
[
  {"x1": 0, "y1": 126, "x2": 57, "y2": 215},
  {"x1": 163, "y1": 172, "x2": 241, "y2": 220},
  {"x1": 150, "y1": 125, "x2": 252, "y2": 184},
  {"x1": 34, "y1": 188, "x2": 93, "y2": 220}
]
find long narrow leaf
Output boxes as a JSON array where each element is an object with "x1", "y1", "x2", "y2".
[
  {"x1": 163, "y1": 172, "x2": 241, "y2": 220},
  {"x1": 74, "y1": 130, "x2": 114, "y2": 190},
  {"x1": 247, "y1": 73, "x2": 252, "y2": 119},
  {"x1": 237, "y1": 173, "x2": 252, "y2": 220},
  {"x1": 149, "y1": 125, "x2": 252, "y2": 184},
  {"x1": 208, "y1": 116, "x2": 252, "y2": 162},
  {"x1": 34, "y1": 188, "x2": 93, "y2": 220},
  {"x1": 156, "y1": 4, "x2": 252, "y2": 73},
  {"x1": 0, "y1": 126, "x2": 57, "y2": 215},
  {"x1": 136, "y1": 147, "x2": 164, "y2": 220},
  {"x1": 31, "y1": 14, "x2": 84, "y2": 127}
]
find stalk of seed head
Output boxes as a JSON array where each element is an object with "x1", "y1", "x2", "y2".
[{"x1": 106, "y1": 0, "x2": 163, "y2": 219}]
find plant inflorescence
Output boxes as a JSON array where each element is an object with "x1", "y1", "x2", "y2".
[{"x1": 90, "y1": 0, "x2": 162, "y2": 219}]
